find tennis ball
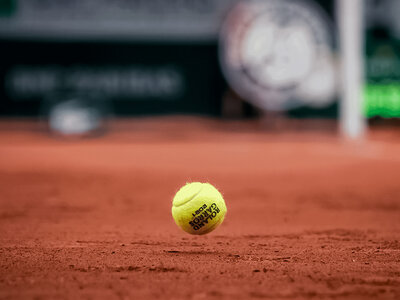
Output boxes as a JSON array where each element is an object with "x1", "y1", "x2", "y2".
[{"x1": 172, "y1": 182, "x2": 227, "y2": 235}]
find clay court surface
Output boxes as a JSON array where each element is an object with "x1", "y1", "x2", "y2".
[{"x1": 0, "y1": 117, "x2": 399, "y2": 299}]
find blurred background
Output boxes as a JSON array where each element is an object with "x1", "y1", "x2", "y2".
[
  {"x1": 0, "y1": 0, "x2": 399, "y2": 135},
  {"x1": 1, "y1": 3, "x2": 400, "y2": 298}
]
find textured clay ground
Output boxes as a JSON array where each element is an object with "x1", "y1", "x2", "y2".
[{"x1": 0, "y1": 118, "x2": 399, "y2": 300}]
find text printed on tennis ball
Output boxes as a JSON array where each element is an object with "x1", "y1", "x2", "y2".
[{"x1": 189, "y1": 203, "x2": 221, "y2": 231}]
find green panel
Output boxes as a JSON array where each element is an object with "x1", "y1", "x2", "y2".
[
  {"x1": 364, "y1": 84, "x2": 400, "y2": 118},
  {"x1": 364, "y1": 32, "x2": 400, "y2": 119}
]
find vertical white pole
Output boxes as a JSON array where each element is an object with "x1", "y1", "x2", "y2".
[{"x1": 338, "y1": 0, "x2": 366, "y2": 138}]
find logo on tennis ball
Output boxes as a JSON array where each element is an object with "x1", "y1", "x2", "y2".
[{"x1": 189, "y1": 203, "x2": 221, "y2": 231}]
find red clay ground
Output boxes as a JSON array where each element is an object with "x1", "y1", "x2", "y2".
[{"x1": 0, "y1": 117, "x2": 399, "y2": 300}]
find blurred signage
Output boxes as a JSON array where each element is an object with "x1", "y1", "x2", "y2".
[
  {"x1": 6, "y1": 65, "x2": 184, "y2": 99},
  {"x1": 0, "y1": 0, "x2": 337, "y2": 118},
  {"x1": 0, "y1": 0, "x2": 237, "y2": 41},
  {"x1": 0, "y1": 0, "x2": 229, "y2": 116},
  {"x1": 0, "y1": 41, "x2": 224, "y2": 116}
]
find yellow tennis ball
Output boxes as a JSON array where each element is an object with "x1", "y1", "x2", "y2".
[{"x1": 172, "y1": 182, "x2": 227, "y2": 235}]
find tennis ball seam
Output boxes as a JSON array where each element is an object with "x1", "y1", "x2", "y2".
[{"x1": 173, "y1": 185, "x2": 204, "y2": 208}]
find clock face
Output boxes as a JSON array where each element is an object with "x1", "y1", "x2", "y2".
[{"x1": 219, "y1": 0, "x2": 336, "y2": 111}]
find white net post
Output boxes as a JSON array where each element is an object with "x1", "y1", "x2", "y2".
[{"x1": 338, "y1": 0, "x2": 366, "y2": 138}]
